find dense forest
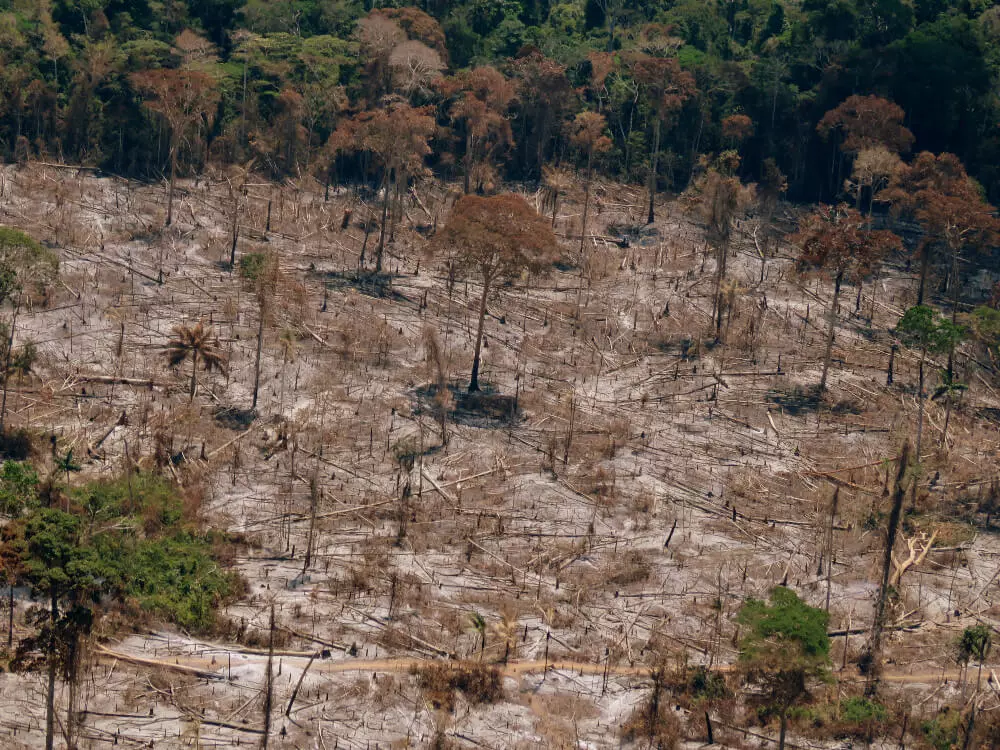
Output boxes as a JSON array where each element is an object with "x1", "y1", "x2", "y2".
[{"x1": 3, "y1": 0, "x2": 1000, "y2": 207}]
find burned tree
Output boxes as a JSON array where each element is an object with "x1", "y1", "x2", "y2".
[
  {"x1": 434, "y1": 194, "x2": 559, "y2": 392},
  {"x1": 792, "y1": 205, "x2": 901, "y2": 395}
]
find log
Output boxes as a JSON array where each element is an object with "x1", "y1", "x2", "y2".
[
  {"x1": 71, "y1": 374, "x2": 167, "y2": 388},
  {"x1": 94, "y1": 644, "x2": 222, "y2": 680}
]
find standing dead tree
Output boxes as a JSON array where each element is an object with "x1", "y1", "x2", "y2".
[
  {"x1": 861, "y1": 440, "x2": 910, "y2": 696},
  {"x1": 685, "y1": 152, "x2": 756, "y2": 340}
]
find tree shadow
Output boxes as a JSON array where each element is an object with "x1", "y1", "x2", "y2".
[
  {"x1": 311, "y1": 270, "x2": 413, "y2": 304},
  {"x1": 413, "y1": 383, "x2": 521, "y2": 429},
  {"x1": 766, "y1": 385, "x2": 864, "y2": 416},
  {"x1": 213, "y1": 406, "x2": 257, "y2": 431}
]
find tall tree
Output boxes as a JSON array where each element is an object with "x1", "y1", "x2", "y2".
[
  {"x1": 4, "y1": 509, "x2": 105, "y2": 750},
  {"x1": 0, "y1": 229, "x2": 58, "y2": 431},
  {"x1": 630, "y1": 53, "x2": 696, "y2": 224},
  {"x1": 738, "y1": 587, "x2": 831, "y2": 750},
  {"x1": 441, "y1": 66, "x2": 515, "y2": 195},
  {"x1": 817, "y1": 95, "x2": 915, "y2": 156},
  {"x1": 887, "y1": 152, "x2": 1000, "y2": 307},
  {"x1": 569, "y1": 111, "x2": 612, "y2": 258},
  {"x1": 895, "y1": 306, "x2": 964, "y2": 457},
  {"x1": 330, "y1": 101, "x2": 435, "y2": 272},
  {"x1": 507, "y1": 51, "x2": 576, "y2": 179},
  {"x1": 434, "y1": 194, "x2": 559, "y2": 392},
  {"x1": 131, "y1": 68, "x2": 219, "y2": 226},
  {"x1": 793, "y1": 205, "x2": 901, "y2": 394},
  {"x1": 685, "y1": 152, "x2": 756, "y2": 340},
  {"x1": 861, "y1": 441, "x2": 910, "y2": 697},
  {"x1": 238, "y1": 252, "x2": 280, "y2": 411}
]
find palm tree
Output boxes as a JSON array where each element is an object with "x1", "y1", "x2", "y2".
[
  {"x1": 164, "y1": 321, "x2": 226, "y2": 400},
  {"x1": 468, "y1": 611, "x2": 487, "y2": 660},
  {"x1": 54, "y1": 448, "x2": 81, "y2": 484}
]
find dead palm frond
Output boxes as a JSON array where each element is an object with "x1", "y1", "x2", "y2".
[{"x1": 164, "y1": 320, "x2": 226, "y2": 400}]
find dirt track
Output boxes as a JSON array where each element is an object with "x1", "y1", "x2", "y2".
[{"x1": 98, "y1": 643, "x2": 969, "y2": 684}]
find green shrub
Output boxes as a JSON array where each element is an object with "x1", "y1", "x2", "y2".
[
  {"x1": 922, "y1": 710, "x2": 962, "y2": 750},
  {"x1": 73, "y1": 472, "x2": 183, "y2": 531},
  {"x1": 0, "y1": 460, "x2": 39, "y2": 515},
  {"x1": 841, "y1": 696, "x2": 887, "y2": 724}
]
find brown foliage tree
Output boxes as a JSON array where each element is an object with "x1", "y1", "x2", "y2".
[
  {"x1": 355, "y1": 15, "x2": 405, "y2": 102},
  {"x1": 372, "y1": 7, "x2": 448, "y2": 59},
  {"x1": 721, "y1": 113, "x2": 754, "y2": 144},
  {"x1": 441, "y1": 66, "x2": 515, "y2": 195},
  {"x1": 685, "y1": 153, "x2": 756, "y2": 339},
  {"x1": 330, "y1": 101, "x2": 435, "y2": 272},
  {"x1": 569, "y1": 111, "x2": 612, "y2": 257},
  {"x1": 886, "y1": 151, "x2": 1000, "y2": 306},
  {"x1": 793, "y1": 205, "x2": 901, "y2": 393},
  {"x1": 435, "y1": 194, "x2": 559, "y2": 392},
  {"x1": 131, "y1": 68, "x2": 219, "y2": 226},
  {"x1": 389, "y1": 40, "x2": 445, "y2": 100},
  {"x1": 508, "y1": 52, "x2": 577, "y2": 178},
  {"x1": 630, "y1": 54, "x2": 696, "y2": 223},
  {"x1": 847, "y1": 146, "x2": 902, "y2": 214},
  {"x1": 817, "y1": 95, "x2": 915, "y2": 155}
]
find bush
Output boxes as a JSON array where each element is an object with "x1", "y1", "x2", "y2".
[
  {"x1": 842, "y1": 697, "x2": 887, "y2": 724},
  {"x1": 72, "y1": 472, "x2": 185, "y2": 533},
  {"x1": 0, "y1": 460, "x2": 39, "y2": 515},
  {"x1": 97, "y1": 532, "x2": 237, "y2": 632},
  {"x1": 922, "y1": 709, "x2": 962, "y2": 750},
  {"x1": 833, "y1": 696, "x2": 888, "y2": 738},
  {"x1": 415, "y1": 662, "x2": 504, "y2": 711}
]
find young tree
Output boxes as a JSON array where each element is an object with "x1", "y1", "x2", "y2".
[
  {"x1": 441, "y1": 66, "x2": 515, "y2": 195},
  {"x1": 0, "y1": 228, "x2": 57, "y2": 431},
  {"x1": 163, "y1": 321, "x2": 227, "y2": 401},
  {"x1": 329, "y1": 101, "x2": 435, "y2": 272},
  {"x1": 238, "y1": 251, "x2": 280, "y2": 411},
  {"x1": 630, "y1": 54, "x2": 696, "y2": 224},
  {"x1": 895, "y1": 306, "x2": 965, "y2": 457},
  {"x1": 131, "y1": 68, "x2": 220, "y2": 227},
  {"x1": 738, "y1": 587, "x2": 831, "y2": 750},
  {"x1": 685, "y1": 152, "x2": 756, "y2": 340},
  {"x1": 793, "y1": 205, "x2": 901, "y2": 394},
  {"x1": 434, "y1": 194, "x2": 559, "y2": 392}
]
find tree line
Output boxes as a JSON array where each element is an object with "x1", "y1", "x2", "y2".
[{"x1": 2, "y1": 0, "x2": 1000, "y2": 204}]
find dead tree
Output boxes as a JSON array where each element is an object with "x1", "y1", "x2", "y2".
[{"x1": 862, "y1": 440, "x2": 910, "y2": 696}]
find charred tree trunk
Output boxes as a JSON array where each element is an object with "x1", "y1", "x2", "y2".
[
  {"x1": 647, "y1": 117, "x2": 662, "y2": 225},
  {"x1": 863, "y1": 441, "x2": 911, "y2": 697},
  {"x1": 375, "y1": 170, "x2": 391, "y2": 273},
  {"x1": 818, "y1": 273, "x2": 843, "y2": 394},
  {"x1": 45, "y1": 589, "x2": 57, "y2": 750},
  {"x1": 261, "y1": 604, "x2": 275, "y2": 750},
  {"x1": 469, "y1": 271, "x2": 492, "y2": 393},
  {"x1": 251, "y1": 297, "x2": 265, "y2": 411},
  {"x1": 166, "y1": 139, "x2": 177, "y2": 227}
]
